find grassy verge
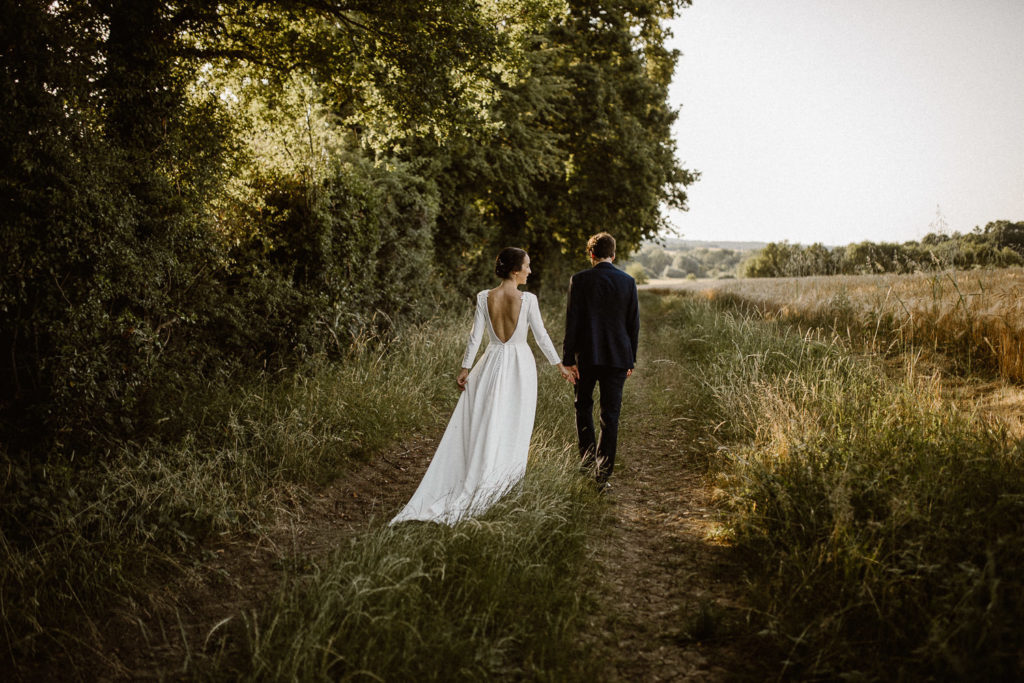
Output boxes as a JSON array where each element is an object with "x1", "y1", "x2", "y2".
[
  {"x1": 3, "y1": 289, "x2": 597, "y2": 679},
  {"x1": 1, "y1": 311, "x2": 468, "y2": 669},
  {"x1": 647, "y1": 290, "x2": 1024, "y2": 679}
]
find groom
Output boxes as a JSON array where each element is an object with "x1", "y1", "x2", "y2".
[{"x1": 562, "y1": 232, "x2": 640, "y2": 489}]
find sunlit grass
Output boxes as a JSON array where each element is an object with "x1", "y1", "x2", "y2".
[
  {"x1": 2, "y1": 294, "x2": 600, "y2": 679},
  {"x1": 668, "y1": 267, "x2": 1024, "y2": 381},
  {"x1": 17, "y1": 285, "x2": 1020, "y2": 679},
  {"x1": 206, "y1": 454, "x2": 600, "y2": 682},
  {"x1": 196, "y1": 297, "x2": 598, "y2": 681},
  {"x1": 650, "y1": 290, "x2": 1024, "y2": 679}
]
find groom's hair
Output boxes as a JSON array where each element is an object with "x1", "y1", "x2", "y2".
[{"x1": 587, "y1": 232, "x2": 616, "y2": 259}]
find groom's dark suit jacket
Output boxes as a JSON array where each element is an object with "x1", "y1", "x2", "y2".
[{"x1": 562, "y1": 262, "x2": 640, "y2": 369}]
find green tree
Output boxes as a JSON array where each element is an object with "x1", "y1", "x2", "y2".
[
  {"x1": 742, "y1": 242, "x2": 799, "y2": 277},
  {"x1": 421, "y1": 0, "x2": 698, "y2": 292},
  {"x1": 983, "y1": 220, "x2": 1024, "y2": 255},
  {"x1": 0, "y1": 0, "x2": 559, "y2": 452},
  {"x1": 625, "y1": 262, "x2": 649, "y2": 284},
  {"x1": 524, "y1": 0, "x2": 698, "y2": 279},
  {"x1": 1, "y1": 0, "x2": 698, "y2": 453},
  {"x1": 640, "y1": 245, "x2": 673, "y2": 276},
  {"x1": 672, "y1": 252, "x2": 705, "y2": 277}
]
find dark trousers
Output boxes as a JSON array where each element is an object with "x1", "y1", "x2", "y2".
[{"x1": 573, "y1": 365, "x2": 628, "y2": 483}]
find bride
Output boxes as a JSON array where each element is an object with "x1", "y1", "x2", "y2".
[{"x1": 390, "y1": 247, "x2": 574, "y2": 525}]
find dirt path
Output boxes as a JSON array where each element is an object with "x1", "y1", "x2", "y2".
[
  {"x1": 88, "y1": 405, "x2": 761, "y2": 681},
  {"x1": 576, "y1": 412, "x2": 761, "y2": 682}
]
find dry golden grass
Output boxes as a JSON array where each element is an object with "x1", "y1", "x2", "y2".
[{"x1": 649, "y1": 268, "x2": 1024, "y2": 383}]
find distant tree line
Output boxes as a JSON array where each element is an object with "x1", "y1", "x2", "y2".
[
  {"x1": 626, "y1": 243, "x2": 745, "y2": 279},
  {"x1": 740, "y1": 221, "x2": 1024, "y2": 278},
  {"x1": 0, "y1": 0, "x2": 696, "y2": 458}
]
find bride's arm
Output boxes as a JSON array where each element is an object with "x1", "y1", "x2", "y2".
[
  {"x1": 527, "y1": 295, "x2": 574, "y2": 383},
  {"x1": 461, "y1": 292, "x2": 486, "y2": 370},
  {"x1": 527, "y1": 294, "x2": 564, "y2": 366}
]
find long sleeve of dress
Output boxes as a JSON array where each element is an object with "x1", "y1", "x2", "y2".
[
  {"x1": 461, "y1": 292, "x2": 487, "y2": 368},
  {"x1": 527, "y1": 293, "x2": 562, "y2": 365}
]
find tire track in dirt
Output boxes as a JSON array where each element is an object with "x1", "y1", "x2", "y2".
[
  {"x1": 576, "y1": 415, "x2": 762, "y2": 682},
  {"x1": 92, "y1": 433, "x2": 438, "y2": 680}
]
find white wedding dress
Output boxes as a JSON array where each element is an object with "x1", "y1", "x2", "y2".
[{"x1": 389, "y1": 289, "x2": 562, "y2": 525}]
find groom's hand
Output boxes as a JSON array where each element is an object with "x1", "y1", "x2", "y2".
[{"x1": 559, "y1": 363, "x2": 577, "y2": 385}]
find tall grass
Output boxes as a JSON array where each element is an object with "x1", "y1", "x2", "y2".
[
  {"x1": 1, "y1": 311, "x2": 469, "y2": 669},
  {"x1": 2, "y1": 291, "x2": 593, "y2": 679},
  {"x1": 651, "y1": 291, "x2": 1024, "y2": 679},
  {"x1": 205, "y1": 454, "x2": 598, "y2": 682},
  {"x1": 665, "y1": 267, "x2": 1024, "y2": 381}
]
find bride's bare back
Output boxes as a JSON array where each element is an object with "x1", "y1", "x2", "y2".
[{"x1": 487, "y1": 288, "x2": 523, "y2": 343}]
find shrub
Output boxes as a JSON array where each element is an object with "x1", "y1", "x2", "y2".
[{"x1": 625, "y1": 262, "x2": 649, "y2": 284}]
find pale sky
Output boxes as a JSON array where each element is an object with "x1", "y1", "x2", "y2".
[{"x1": 664, "y1": 0, "x2": 1024, "y2": 245}]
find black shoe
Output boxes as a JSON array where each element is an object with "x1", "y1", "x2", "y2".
[{"x1": 596, "y1": 480, "x2": 611, "y2": 495}]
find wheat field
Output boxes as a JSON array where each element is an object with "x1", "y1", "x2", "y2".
[{"x1": 649, "y1": 267, "x2": 1024, "y2": 383}]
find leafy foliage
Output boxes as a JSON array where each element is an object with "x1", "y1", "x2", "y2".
[
  {"x1": 421, "y1": 0, "x2": 698, "y2": 291},
  {"x1": 1, "y1": 0, "x2": 693, "y2": 452},
  {"x1": 623, "y1": 242, "x2": 747, "y2": 279}
]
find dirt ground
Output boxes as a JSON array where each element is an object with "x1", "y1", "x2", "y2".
[
  {"x1": 74, "y1": 411, "x2": 765, "y2": 681},
  {"x1": 91, "y1": 432, "x2": 443, "y2": 680},
  {"x1": 576, "y1": 417, "x2": 765, "y2": 682}
]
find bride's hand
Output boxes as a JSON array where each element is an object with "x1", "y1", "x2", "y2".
[
  {"x1": 557, "y1": 363, "x2": 576, "y2": 385},
  {"x1": 456, "y1": 368, "x2": 470, "y2": 391}
]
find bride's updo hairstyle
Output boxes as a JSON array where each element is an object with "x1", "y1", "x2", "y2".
[{"x1": 495, "y1": 247, "x2": 528, "y2": 279}]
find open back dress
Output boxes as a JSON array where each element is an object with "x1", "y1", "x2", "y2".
[{"x1": 389, "y1": 290, "x2": 561, "y2": 525}]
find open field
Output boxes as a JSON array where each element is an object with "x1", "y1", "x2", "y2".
[
  {"x1": 649, "y1": 291, "x2": 1024, "y2": 679},
  {"x1": 648, "y1": 267, "x2": 1024, "y2": 384}
]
